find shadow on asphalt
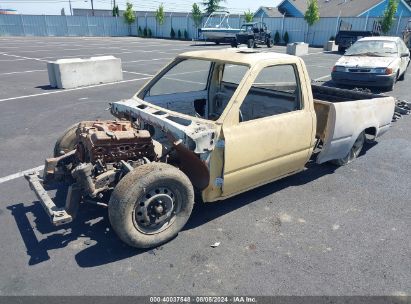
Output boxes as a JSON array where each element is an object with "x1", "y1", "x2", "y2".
[{"x1": 7, "y1": 143, "x2": 376, "y2": 267}]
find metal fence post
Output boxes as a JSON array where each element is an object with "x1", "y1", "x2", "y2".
[
  {"x1": 20, "y1": 14, "x2": 25, "y2": 36},
  {"x1": 44, "y1": 15, "x2": 49, "y2": 36},
  {"x1": 364, "y1": 13, "x2": 369, "y2": 31},
  {"x1": 395, "y1": 11, "x2": 403, "y2": 35},
  {"x1": 65, "y1": 15, "x2": 69, "y2": 36},
  {"x1": 102, "y1": 17, "x2": 106, "y2": 36}
]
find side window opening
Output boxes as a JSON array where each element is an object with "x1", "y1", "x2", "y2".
[{"x1": 239, "y1": 64, "x2": 302, "y2": 122}]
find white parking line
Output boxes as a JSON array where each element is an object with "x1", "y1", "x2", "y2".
[
  {"x1": 123, "y1": 57, "x2": 173, "y2": 64},
  {"x1": 0, "y1": 69, "x2": 46, "y2": 76},
  {"x1": 0, "y1": 76, "x2": 151, "y2": 103},
  {"x1": 314, "y1": 74, "x2": 331, "y2": 81},
  {"x1": 0, "y1": 58, "x2": 28, "y2": 62},
  {"x1": 0, "y1": 53, "x2": 48, "y2": 62},
  {"x1": 0, "y1": 165, "x2": 44, "y2": 185}
]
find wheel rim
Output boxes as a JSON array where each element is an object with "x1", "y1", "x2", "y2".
[{"x1": 133, "y1": 187, "x2": 180, "y2": 235}]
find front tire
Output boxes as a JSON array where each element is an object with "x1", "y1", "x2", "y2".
[
  {"x1": 398, "y1": 70, "x2": 405, "y2": 81},
  {"x1": 330, "y1": 132, "x2": 365, "y2": 166},
  {"x1": 53, "y1": 123, "x2": 79, "y2": 157},
  {"x1": 247, "y1": 39, "x2": 255, "y2": 48},
  {"x1": 109, "y1": 162, "x2": 194, "y2": 248}
]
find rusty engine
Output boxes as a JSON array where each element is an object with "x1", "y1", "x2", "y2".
[{"x1": 44, "y1": 120, "x2": 157, "y2": 207}]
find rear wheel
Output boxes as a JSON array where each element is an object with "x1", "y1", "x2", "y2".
[
  {"x1": 266, "y1": 38, "x2": 272, "y2": 48},
  {"x1": 231, "y1": 40, "x2": 238, "y2": 48},
  {"x1": 330, "y1": 132, "x2": 365, "y2": 166},
  {"x1": 247, "y1": 39, "x2": 255, "y2": 48},
  {"x1": 338, "y1": 46, "x2": 345, "y2": 53},
  {"x1": 108, "y1": 162, "x2": 194, "y2": 248}
]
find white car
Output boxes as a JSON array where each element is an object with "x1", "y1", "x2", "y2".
[{"x1": 332, "y1": 37, "x2": 410, "y2": 91}]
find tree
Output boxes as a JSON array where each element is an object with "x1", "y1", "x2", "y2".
[
  {"x1": 202, "y1": 0, "x2": 225, "y2": 15},
  {"x1": 244, "y1": 10, "x2": 254, "y2": 23},
  {"x1": 123, "y1": 2, "x2": 136, "y2": 35},
  {"x1": 155, "y1": 3, "x2": 165, "y2": 37},
  {"x1": 274, "y1": 30, "x2": 280, "y2": 44},
  {"x1": 381, "y1": 0, "x2": 399, "y2": 34},
  {"x1": 170, "y1": 27, "x2": 176, "y2": 39},
  {"x1": 112, "y1": 5, "x2": 119, "y2": 17},
  {"x1": 304, "y1": 0, "x2": 320, "y2": 26},
  {"x1": 192, "y1": 3, "x2": 203, "y2": 39},
  {"x1": 304, "y1": 0, "x2": 320, "y2": 44}
]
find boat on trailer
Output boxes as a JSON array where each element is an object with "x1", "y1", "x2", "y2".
[{"x1": 199, "y1": 11, "x2": 240, "y2": 44}]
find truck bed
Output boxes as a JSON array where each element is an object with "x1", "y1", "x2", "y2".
[{"x1": 311, "y1": 84, "x2": 395, "y2": 164}]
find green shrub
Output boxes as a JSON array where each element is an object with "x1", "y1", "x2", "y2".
[
  {"x1": 138, "y1": 26, "x2": 142, "y2": 36},
  {"x1": 184, "y1": 29, "x2": 189, "y2": 40},
  {"x1": 283, "y1": 31, "x2": 289, "y2": 44},
  {"x1": 329, "y1": 35, "x2": 335, "y2": 41},
  {"x1": 177, "y1": 29, "x2": 182, "y2": 39},
  {"x1": 170, "y1": 27, "x2": 176, "y2": 39},
  {"x1": 143, "y1": 27, "x2": 147, "y2": 37},
  {"x1": 148, "y1": 28, "x2": 152, "y2": 38},
  {"x1": 274, "y1": 31, "x2": 280, "y2": 44}
]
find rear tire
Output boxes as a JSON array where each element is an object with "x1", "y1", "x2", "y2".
[
  {"x1": 53, "y1": 123, "x2": 79, "y2": 157},
  {"x1": 231, "y1": 41, "x2": 238, "y2": 48},
  {"x1": 109, "y1": 162, "x2": 194, "y2": 248},
  {"x1": 330, "y1": 131, "x2": 365, "y2": 166},
  {"x1": 247, "y1": 39, "x2": 255, "y2": 48},
  {"x1": 266, "y1": 38, "x2": 272, "y2": 48},
  {"x1": 338, "y1": 46, "x2": 345, "y2": 53}
]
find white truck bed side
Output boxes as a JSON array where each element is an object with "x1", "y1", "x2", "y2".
[{"x1": 315, "y1": 96, "x2": 395, "y2": 164}]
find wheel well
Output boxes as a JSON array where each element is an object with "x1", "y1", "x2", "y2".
[{"x1": 364, "y1": 127, "x2": 377, "y2": 141}]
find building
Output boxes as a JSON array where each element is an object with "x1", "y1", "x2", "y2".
[
  {"x1": 0, "y1": 9, "x2": 17, "y2": 14},
  {"x1": 275, "y1": 0, "x2": 411, "y2": 17},
  {"x1": 254, "y1": 6, "x2": 284, "y2": 18}
]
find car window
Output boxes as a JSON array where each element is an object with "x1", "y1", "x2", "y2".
[
  {"x1": 239, "y1": 64, "x2": 301, "y2": 122},
  {"x1": 148, "y1": 59, "x2": 211, "y2": 96}
]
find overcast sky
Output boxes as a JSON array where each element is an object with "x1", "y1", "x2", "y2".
[{"x1": 0, "y1": 0, "x2": 282, "y2": 15}]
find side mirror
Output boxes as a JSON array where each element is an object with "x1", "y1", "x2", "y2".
[{"x1": 401, "y1": 53, "x2": 410, "y2": 57}]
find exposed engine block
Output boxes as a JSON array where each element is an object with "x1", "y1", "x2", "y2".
[{"x1": 75, "y1": 120, "x2": 156, "y2": 164}]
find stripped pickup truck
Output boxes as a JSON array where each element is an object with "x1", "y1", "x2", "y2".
[{"x1": 26, "y1": 49, "x2": 395, "y2": 248}]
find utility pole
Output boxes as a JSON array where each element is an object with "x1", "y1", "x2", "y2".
[
  {"x1": 91, "y1": 0, "x2": 94, "y2": 16},
  {"x1": 68, "y1": 0, "x2": 72, "y2": 15}
]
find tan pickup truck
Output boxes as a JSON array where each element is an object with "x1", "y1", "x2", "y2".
[{"x1": 26, "y1": 49, "x2": 395, "y2": 248}]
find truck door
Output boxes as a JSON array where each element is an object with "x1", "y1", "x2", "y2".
[{"x1": 221, "y1": 62, "x2": 316, "y2": 197}]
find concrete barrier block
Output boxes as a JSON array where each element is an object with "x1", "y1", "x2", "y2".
[
  {"x1": 286, "y1": 42, "x2": 309, "y2": 56},
  {"x1": 48, "y1": 56, "x2": 123, "y2": 89},
  {"x1": 323, "y1": 41, "x2": 338, "y2": 52},
  {"x1": 47, "y1": 62, "x2": 57, "y2": 88}
]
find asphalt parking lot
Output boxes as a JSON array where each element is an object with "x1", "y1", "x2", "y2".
[{"x1": 0, "y1": 36, "x2": 410, "y2": 296}]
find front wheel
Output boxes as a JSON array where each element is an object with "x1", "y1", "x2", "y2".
[
  {"x1": 53, "y1": 123, "x2": 79, "y2": 157},
  {"x1": 247, "y1": 39, "x2": 255, "y2": 48},
  {"x1": 108, "y1": 162, "x2": 194, "y2": 248},
  {"x1": 330, "y1": 132, "x2": 365, "y2": 166}
]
